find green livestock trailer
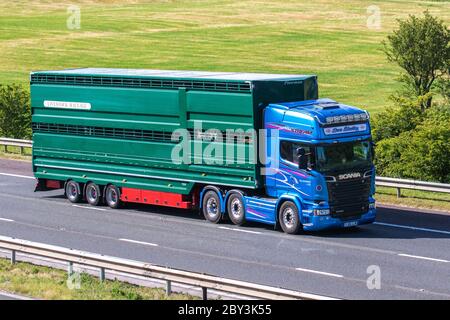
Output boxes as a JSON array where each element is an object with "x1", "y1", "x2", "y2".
[{"x1": 31, "y1": 68, "x2": 317, "y2": 210}]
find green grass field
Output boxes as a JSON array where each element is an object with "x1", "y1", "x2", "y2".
[{"x1": 1, "y1": 0, "x2": 449, "y2": 113}]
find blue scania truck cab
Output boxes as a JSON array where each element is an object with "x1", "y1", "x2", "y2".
[{"x1": 244, "y1": 98, "x2": 376, "y2": 232}]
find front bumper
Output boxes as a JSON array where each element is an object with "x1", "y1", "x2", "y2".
[{"x1": 302, "y1": 208, "x2": 376, "y2": 231}]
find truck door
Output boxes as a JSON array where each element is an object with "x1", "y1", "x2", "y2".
[{"x1": 276, "y1": 140, "x2": 313, "y2": 196}]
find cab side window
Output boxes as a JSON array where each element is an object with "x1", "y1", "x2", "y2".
[
  {"x1": 280, "y1": 140, "x2": 295, "y2": 163},
  {"x1": 280, "y1": 141, "x2": 313, "y2": 167}
]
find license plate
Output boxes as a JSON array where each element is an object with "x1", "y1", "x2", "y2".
[{"x1": 344, "y1": 221, "x2": 358, "y2": 228}]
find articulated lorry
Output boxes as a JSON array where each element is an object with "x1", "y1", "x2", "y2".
[{"x1": 31, "y1": 68, "x2": 376, "y2": 233}]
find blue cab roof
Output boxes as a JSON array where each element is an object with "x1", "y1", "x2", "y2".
[
  {"x1": 270, "y1": 98, "x2": 368, "y2": 124},
  {"x1": 265, "y1": 99, "x2": 371, "y2": 141}
]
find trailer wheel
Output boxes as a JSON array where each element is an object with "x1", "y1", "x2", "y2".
[
  {"x1": 278, "y1": 201, "x2": 301, "y2": 234},
  {"x1": 105, "y1": 185, "x2": 121, "y2": 209},
  {"x1": 227, "y1": 193, "x2": 245, "y2": 225},
  {"x1": 202, "y1": 190, "x2": 221, "y2": 224},
  {"x1": 65, "y1": 180, "x2": 82, "y2": 203},
  {"x1": 85, "y1": 182, "x2": 102, "y2": 206}
]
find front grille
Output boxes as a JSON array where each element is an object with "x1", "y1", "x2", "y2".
[{"x1": 326, "y1": 176, "x2": 371, "y2": 219}]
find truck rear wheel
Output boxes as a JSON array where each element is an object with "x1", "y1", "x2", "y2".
[
  {"x1": 85, "y1": 182, "x2": 102, "y2": 206},
  {"x1": 65, "y1": 180, "x2": 82, "y2": 203},
  {"x1": 227, "y1": 193, "x2": 245, "y2": 225},
  {"x1": 278, "y1": 201, "x2": 301, "y2": 234},
  {"x1": 105, "y1": 185, "x2": 121, "y2": 209},
  {"x1": 202, "y1": 190, "x2": 221, "y2": 224}
]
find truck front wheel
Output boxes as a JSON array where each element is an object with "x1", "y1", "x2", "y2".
[
  {"x1": 227, "y1": 193, "x2": 245, "y2": 225},
  {"x1": 65, "y1": 180, "x2": 82, "y2": 203},
  {"x1": 202, "y1": 190, "x2": 221, "y2": 224},
  {"x1": 278, "y1": 201, "x2": 301, "y2": 234}
]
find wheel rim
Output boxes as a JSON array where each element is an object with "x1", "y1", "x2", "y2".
[
  {"x1": 87, "y1": 185, "x2": 98, "y2": 203},
  {"x1": 230, "y1": 198, "x2": 242, "y2": 218},
  {"x1": 206, "y1": 197, "x2": 219, "y2": 218},
  {"x1": 282, "y1": 207, "x2": 296, "y2": 229},
  {"x1": 107, "y1": 187, "x2": 118, "y2": 205},
  {"x1": 68, "y1": 183, "x2": 77, "y2": 199}
]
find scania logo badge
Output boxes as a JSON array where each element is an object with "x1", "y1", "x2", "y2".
[{"x1": 338, "y1": 172, "x2": 361, "y2": 180}]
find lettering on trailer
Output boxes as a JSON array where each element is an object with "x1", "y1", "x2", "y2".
[
  {"x1": 323, "y1": 123, "x2": 366, "y2": 135},
  {"x1": 284, "y1": 80, "x2": 303, "y2": 85},
  {"x1": 44, "y1": 100, "x2": 91, "y2": 110}
]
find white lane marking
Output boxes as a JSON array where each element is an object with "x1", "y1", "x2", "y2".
[
  {"x1": 374, "y1": 222, "x2": 450, "y2": 235},
  {"x1": 118, "y1": 238, "x2": 159, "y2": 247},
  {"x1": 0, "y1": 218, "x2": 14, "y2": 222},
  {"x1": 218, "y1": 226, "x2": 262, "y2": 235},
  {"x1": 295, "y1": 267, "x2": 344, "y2": 278},
  {"x1": 72, "y1": 205, "x2": 107, "y2": 211},
  {"x1": 398, "y1": 254, "x2": 449, "y2": 263},
  {"x1": 0, "y1": 172, "x2": 34, "y2": 180}
]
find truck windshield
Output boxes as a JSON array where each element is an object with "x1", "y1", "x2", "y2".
[{"x1": 315, "y1": 140, "x2": 372, "y2": 172}]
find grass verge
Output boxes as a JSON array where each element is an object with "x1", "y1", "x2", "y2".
[
  {"x1": 0, "y1": 258, "x2": 197, "y2": 300},
  {"x1": 0, "y1": 146, "x2": 32, "y2": 161},
  {"x1": 376, "y1": 186, "x2": 450, "y2": 213}
]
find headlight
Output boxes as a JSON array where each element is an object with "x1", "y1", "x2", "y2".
[{"x1": 314, "y1": 208, "x2": 330, "y2": 216}]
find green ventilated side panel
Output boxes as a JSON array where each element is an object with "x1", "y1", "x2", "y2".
[
  {"x1": 184, "y1": 90, "x2": 256, "y2": 178},
  {"x1": 31, "y1": 80, "x2": 258, "y2": 192},
  {"x1": 30, "y1": 73, "x2": 252, "y2": 94}
]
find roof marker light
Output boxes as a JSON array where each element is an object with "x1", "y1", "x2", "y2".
[{"x1": 325, "y1": 113, "x2": 368, "y2": 124}]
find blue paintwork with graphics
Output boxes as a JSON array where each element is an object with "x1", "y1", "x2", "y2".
[{"x1": 240, "y1": 99, "x2": 376, "y2": 231}]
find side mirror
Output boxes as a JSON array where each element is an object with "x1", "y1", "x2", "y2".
[{"x1": 296, "y1": 147, "x2": 308, "y2": 170}]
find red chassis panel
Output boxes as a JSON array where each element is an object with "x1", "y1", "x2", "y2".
[{"x1": 120, "y1": 187, "x2": 193, "y2": 209}]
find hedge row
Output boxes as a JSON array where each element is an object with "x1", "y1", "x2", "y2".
[
  {"x1": 372, "y1": 97, "x2": 450, "y2": 183},
  {"x1": 0, "y1": 84, "x2": 31, "y2": 139}
]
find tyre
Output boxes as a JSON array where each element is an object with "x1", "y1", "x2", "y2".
[
  {"x1": 85, "y1": 182, "x2": 102, "y2": 206},
  {"x1": 105, "y1": 184, "x2": 121, "y2": 209},
  {"x1": 227, "y1": 193, "x2": 245, "y2": 225},
  {"x1": 278, "y1": 201, "x2": 301, "y2": 234},
  {"x1": 202, "y1": 190, "x2": 221, "y2": 224},
  {"x1": 65, "y1": 180, "x2": 82, "y2": 203}
]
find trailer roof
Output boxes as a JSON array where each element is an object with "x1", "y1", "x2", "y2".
[{"x1": 31, "y1": 68, "x2": 314, "y2": 82}]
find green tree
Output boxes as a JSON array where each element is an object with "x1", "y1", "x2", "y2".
[
  {"x1": 0, "y1": 84, "x2": 31, "y2": 139},
  {"x1": 383, "y1": 11, "x2": 450, "y2": 110},
  {"x1": 435, "y1": 75, "x2": 450, "y2": 104}
]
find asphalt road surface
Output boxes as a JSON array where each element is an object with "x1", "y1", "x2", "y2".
[
  {"x1": 0, "y1": 159, "x2": 449, "y2": 299},
  {"x1": 0, "y1": 291, "x2": 30, "y2": 300},
  {"x1": 0, "y1": 294, "x2": 16, "y2": 300}
]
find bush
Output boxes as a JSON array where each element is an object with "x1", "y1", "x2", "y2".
[
  {"x1": 371, "y1": 96, "x2": 424, "y2": 142},
  {"x1": 400, "y1": 118, "x2": 450, "y2": 182},
  {"x1": 435, "y1": 76, "x2": 450, "y2": 103},
  {"x1": 374, "y1": 103, "x2": 450, "y2": 182},
  {"x1": 0, "y1": 84, "x2": 31, "y2": 139}
]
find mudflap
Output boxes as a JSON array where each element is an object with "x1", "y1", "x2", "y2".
[{"x1": 34, "y1": 178, "x2": 48, "y2": 192}]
